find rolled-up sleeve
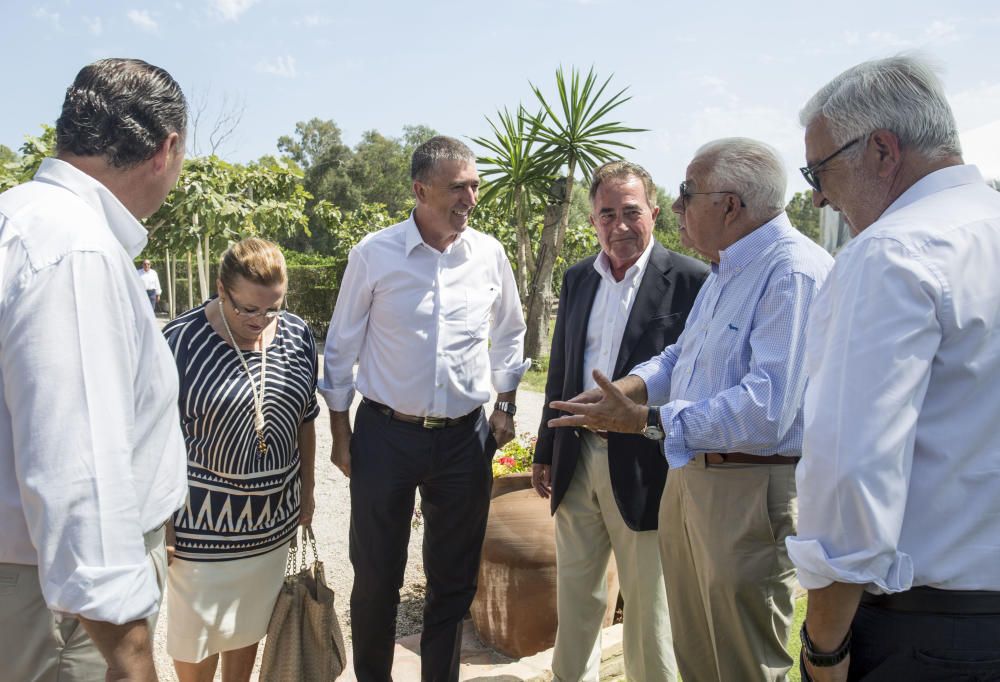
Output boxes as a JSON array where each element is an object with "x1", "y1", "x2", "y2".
[
  {"x1": 4, "y1": 251, "x2": 158, "y2": 623},
  {"x1": 787, "y1": 241, "x2": 938, "y2": 592},
  {"x1": 488, "y1": 248, "x2": 529, "y2": 392},
  {"x1": 318, "y1": 246, "x2": 373, "y2": 411}
]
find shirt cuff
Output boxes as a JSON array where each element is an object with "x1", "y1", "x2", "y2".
[
  {"x1": 317, "y1": 383, "x2": 355, "y2": 412},
  {"x1": 43, "y1": 561, "x2": 160, "y2": 624},
  {"x1": 785, "y1": 536, "x2": 914, "y2": 593},
  {"x1": 492, "y1": 359, "x2": 531, "y2": 394},
  {"x1": 660, "y1": 401, "x2": 695, "y2": 469},
  {"x1": 630, "y1": 366, "x2": 670, "y2": 406}
]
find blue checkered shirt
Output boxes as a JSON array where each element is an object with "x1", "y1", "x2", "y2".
[{"x1": 630, "y1": 213, "x2": 833, "y2": 469}]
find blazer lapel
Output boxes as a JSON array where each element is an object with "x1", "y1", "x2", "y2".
[{"x1": 613, "y1": 245, "x2": 671, "y2": 378}]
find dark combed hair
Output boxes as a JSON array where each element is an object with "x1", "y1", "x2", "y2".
[{"x1": 56, "y1": 58, "x2": 187, "y2": 169}]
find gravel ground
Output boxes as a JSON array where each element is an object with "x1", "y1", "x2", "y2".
[{"x1": 151, "y1": 383, "x2": 547, "y2": 680}]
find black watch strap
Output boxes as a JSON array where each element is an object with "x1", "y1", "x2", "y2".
[{"x1": 800, "y1": 623, "x2": 851, "y2": 668}]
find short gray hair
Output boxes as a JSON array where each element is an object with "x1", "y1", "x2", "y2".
[
  {"x1": 410, "y1": 135, "x2": 476, "y2": 182},
  {"x1": 693, "y1": 137, "x2": 786, "y2": 216},
  {"x1": 800, "y1": 54, "x2": 961, "y2": 160}
]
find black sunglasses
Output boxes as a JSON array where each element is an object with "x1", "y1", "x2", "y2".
[
  {"x1": 799, "y1": 136, "x2": 863, "y2": 193},
  {"x1": 678, "y1": 181, "x2": 746, "y2": 209}
]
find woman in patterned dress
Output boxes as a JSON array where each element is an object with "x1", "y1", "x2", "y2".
[{"x1": 163, "y1": 238, "x2": 319, "y2": 682}]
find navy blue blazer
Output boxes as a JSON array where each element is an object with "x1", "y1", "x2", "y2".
[{"x1": 534, "y1": 241, "x2": 708, "y2": 531}]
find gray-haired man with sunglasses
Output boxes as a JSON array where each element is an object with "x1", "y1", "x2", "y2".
[{"x1": 548, "y1": 137, "x2": 833, "y2": 681}]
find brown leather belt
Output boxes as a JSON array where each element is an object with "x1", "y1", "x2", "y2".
[
  {"x1": 861, "y1": 586, "x2": 1000, "y2": 616},
  {"x1": 361, "y1": 398, "x2": 479, "y2": 430},
  {"x1": 704, "y1": 452, "x2": 799, "y2": 465}
]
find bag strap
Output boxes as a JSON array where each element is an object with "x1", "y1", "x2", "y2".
[
  {"x1": 301, "y1": 524, "x2": 320, "y2": 566},
  {"x1": 284, "y1": 530, "x2": 299, "y2": 577}
]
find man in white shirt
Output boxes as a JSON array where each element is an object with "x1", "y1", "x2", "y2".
[
  {"x1": 320, "y1": 136, "x2": 528, "y2": 682},
  {"x1": 788, "y1": 55, "x2": 1000, "y2": 680},
  {"x1": 0, "y1": 59, "x2": 189, "y2": 681},
  {"x1": 533, "y1": 161, "x2": 707, "y2": 681},
  {"x1": 137, "y1": 259, "x2": 162, "y2": 311}
]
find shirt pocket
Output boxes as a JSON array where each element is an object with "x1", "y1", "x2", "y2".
[{"x1": 466, "y1": 286, "x2": 497, "y2": 339}]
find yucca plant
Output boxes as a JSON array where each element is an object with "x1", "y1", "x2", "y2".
[{"x1": 521, "y1": 66, "x2": 645, "y2": 357}]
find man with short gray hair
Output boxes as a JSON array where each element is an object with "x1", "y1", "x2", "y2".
[
  {"x1": 0, "y1": 58, "x2": 188, "y2": 681},
  {"x1": 789, "y1": 55, "x2": 1000, "y2": 680},
  {"x1": 548, "y1": 137, "x2": 833, "y2": 681},
  {"x1": 321, "y1": 135, "x2": 529, "y2": 681}
]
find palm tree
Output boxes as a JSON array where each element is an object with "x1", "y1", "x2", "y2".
[
  {"x1": 473, "y1": 106, "x2": 557, "y2": 301},
  {"x1": 521, "y1": 66, "x2": 644, "y2": 358}
]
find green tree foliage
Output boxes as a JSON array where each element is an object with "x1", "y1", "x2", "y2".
[
  {"x1": 785, "y1": 191, "x2": 821, "y2": 243},
  {"x1": 0, "y1": 144, "x2": 16, "y2": 165},
  {"x1": 276, "y1": 119, "x2": 437, "y2": 254},
  {"x1": 0, "y1": 126, "x2": 56, "y2": 192}
]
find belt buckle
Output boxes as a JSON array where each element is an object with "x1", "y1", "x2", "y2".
[{"x1": 422, "y1": 416, "x2": 447, "y2": 429}]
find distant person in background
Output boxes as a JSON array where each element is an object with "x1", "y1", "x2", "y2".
[
  {"x1": 533, "y1": 160, "x2": 707, "y2": 682},
  {"x1": 0, "y1": 58, "x2": 188, "y2": 682},
  {"x1": 138, "y1": 258, "x2": 162, "y2": 311},
  {"x1": 163, "y1": 238, "x2": 319, "y2": 682}
]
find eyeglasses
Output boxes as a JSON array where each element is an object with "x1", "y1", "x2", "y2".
[
  {"x1": 224, "y1": 290, "x2": 284, "y2": 320},
  {"x1": 799, "y1": 136, "x2": 863, "y2": 193},
  {"x1": 678, "y1": 181, "x2": 746, "y2": 210}
]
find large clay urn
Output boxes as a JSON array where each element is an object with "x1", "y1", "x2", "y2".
[{"x1": 471, "y1": 473, "x2": 619, "y2": 658}]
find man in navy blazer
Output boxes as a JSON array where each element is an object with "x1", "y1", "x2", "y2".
[{"x1": 533, "y1": 160, "x2": 707, "y2": 681}]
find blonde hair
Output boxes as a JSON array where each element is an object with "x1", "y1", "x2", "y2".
[{"x1": 218, "y1": 238, "x2": 287, "y2": 290}]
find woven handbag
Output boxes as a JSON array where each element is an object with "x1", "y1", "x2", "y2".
[{"x1": 260, "y1": 525, "x2": 347, "y2": 681}]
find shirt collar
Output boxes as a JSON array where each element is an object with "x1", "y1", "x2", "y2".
[
  {"x1": 881, "y1": 164, "x2": 985, "y2": 220},
  {"x1": 593, "y1": 238, "x2": 654, "y2": 285},
  {"x1": 717, "y1": 212, "x2": 793, "y2": 277},
  {"x1": 32, "y1": 157, "x2": 148, "y2": 258},
  {"x1": 404, "y1": 211, "x2": 472, "y2": 256}
]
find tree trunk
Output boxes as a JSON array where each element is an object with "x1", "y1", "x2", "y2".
[
  {"x1": 523, "y1": 168, "x2": 573, "y2": 359},
  {"x1": 512, "y1": 186, "x2": 532, "y2": 305},
  {"x1": 187, "y1": 251, "x2": 194, "y2": 310},
  {"x1": 165, "y1": 249, "x2": 175, "y2": 319}
]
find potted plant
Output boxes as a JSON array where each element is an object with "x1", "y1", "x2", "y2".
[{"x1": 472, "y1": 436, "x2": 618, "y2": 658}]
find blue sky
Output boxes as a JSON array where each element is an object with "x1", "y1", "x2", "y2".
[{"x1": 3, "y1": 0, "x2": 999, "y2": 196}]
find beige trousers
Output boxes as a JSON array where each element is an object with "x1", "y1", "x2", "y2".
[
  {"x1": 659, "y1": 455, "x2": 797, "y2": 682},
  {"x1": 0, "y1": 525, "x2": 167, "y2": 682},
  {"x1": 552, "y1": 433, "x2": 676, "y2": 682}
]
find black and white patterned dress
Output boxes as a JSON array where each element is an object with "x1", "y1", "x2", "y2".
[{"x1": 163, "y1": 300, "x2": 320, "y2": 562}]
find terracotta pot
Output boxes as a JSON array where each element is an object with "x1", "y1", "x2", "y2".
[{"x1": 471, "y1": 478, "x2": 619, "y2": 659}]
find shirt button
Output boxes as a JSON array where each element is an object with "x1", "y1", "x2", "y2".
[{"x1": 436, "y1": 382, "x2": 443, "y2": 388}]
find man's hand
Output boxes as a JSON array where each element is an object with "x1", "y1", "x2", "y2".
[
  {"x1": 78, "y1": 618, "x2": 157, "y2": 682},
  {"x1": 329, "y1": 409, "x2": 352, "y2": 478},
  {"x1": 165, "y1": 521, "x2": 176, "y2": 567},
  {"x1": 802, "y1": 653, "x2": 850, "y2": 682},
  {"x1": 330, "y1": 440, "x2": 350, "y2": 478},
  {"x1": 488, "y1": 410, "x2": 515, "y2": 448},
  {"x1": 548, "y1": 370, "x2": 648, "y2": 434},
  {"x1": 299, "y1": 486, "x2": 315, "y2": 527},
  {"x1": 532, "y1": 463, "x2": 551, "y2": 498}
]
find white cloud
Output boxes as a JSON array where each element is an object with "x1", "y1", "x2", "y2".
[
  {"x1": 256, "y1": 56, "x2": 297, "y2": 79},
  {"x1": 33, "y1": 7, "x2": 61, "y2": 29},
  {"x1": 924, "y1": 19, "x2": 959, "y2": 44},
  {"x1": 83, "y1": 16, "x2": 103, "y2": 36},
  {"x1": 213, "y1": 0, "x2": 259, "y2": 21},
  {"x1": 127, "y1": 9, "x2": 158, "y2": 32},
  {"x1": 961, "y1": 120, "x2": 1000, "y2": 181},
  {"x1": 296, "y1": 14, "x2": 329, "y2": 27},
  {"x1": 950, "y1": 82, "x2": 1000, "y2": 132}
]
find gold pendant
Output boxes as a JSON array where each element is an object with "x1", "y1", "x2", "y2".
[{"x1": 257, "y1": 435, "x2": 268, "y2": 456}]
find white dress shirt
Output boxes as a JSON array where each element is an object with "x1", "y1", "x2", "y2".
[
  {"x1": 582, "y1": 241, "x2": 653, "y2": 391},
  {"x1": 0, "y1": 158, "x2": 188, "y2": 623},
  {"x1": 319, "y1": 214, "x2": 529, "y2": 417},
  {"x1": 788, "y1": 165, "x2": 1000, "y2": 593},
  {"x1": 138, "y1": 267, "x2": 161, "y2": 294}
]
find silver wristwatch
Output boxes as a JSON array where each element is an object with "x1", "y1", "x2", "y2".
[
  {"x1": 642, "y1": 406, "x2": 665, "y2": 440},
  {"x1": 494, "y1": 400, "x2": 517, "y2": 416}
]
